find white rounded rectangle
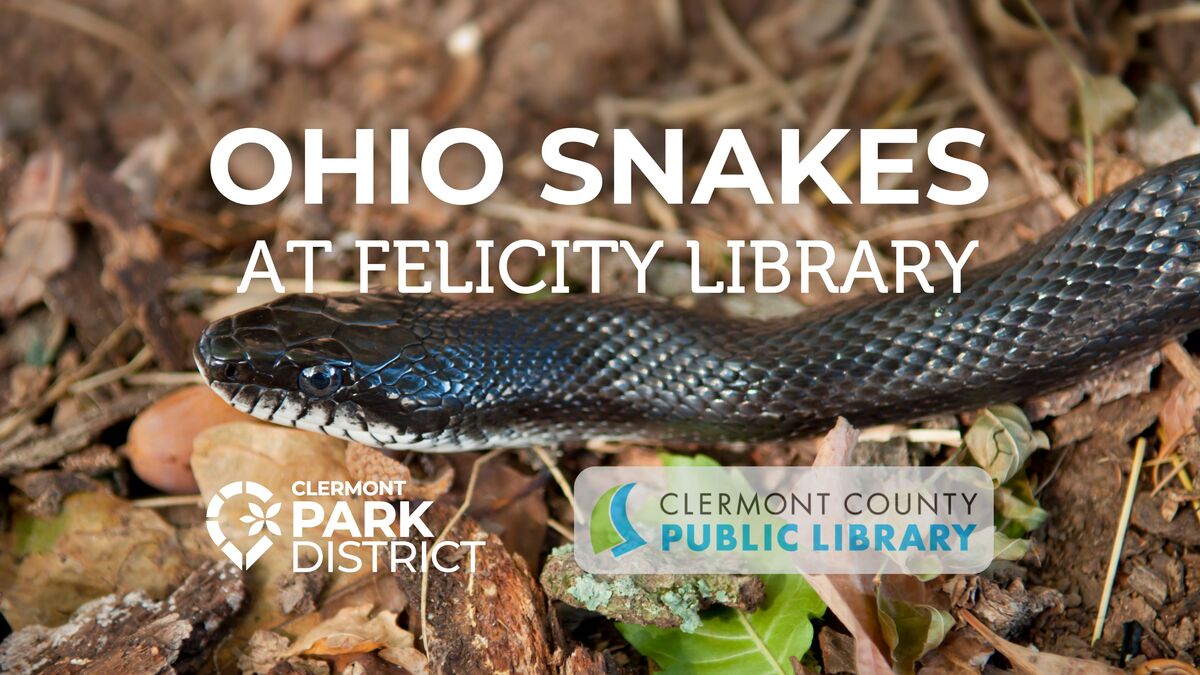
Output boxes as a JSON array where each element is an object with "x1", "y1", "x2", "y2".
[{"x1": 575, "y1": 466, "x2": 994, "y2": 575}]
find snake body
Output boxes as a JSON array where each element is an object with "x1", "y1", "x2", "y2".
[{"x1": 196, "y1": 155, "x2": 1200, "y2": 451}]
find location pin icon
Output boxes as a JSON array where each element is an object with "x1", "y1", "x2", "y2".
[{"x1": 206, "y1": 480, "x2": 278, "y2": 570}]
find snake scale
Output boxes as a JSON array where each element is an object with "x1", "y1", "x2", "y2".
[{"x1": 195, "y1": 155, "x2": 1200, "y2": 452}]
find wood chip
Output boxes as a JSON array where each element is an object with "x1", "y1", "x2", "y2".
[
  {"x1": 0, "y1": 560, "x2": 244, "y2": 673},
  {"x1": 77, "y1": 166, "x2": 190, "y2": 370}
]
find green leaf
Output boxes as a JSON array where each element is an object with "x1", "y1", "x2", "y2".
[
  {"x1": 997, "y1": 486, "x2": 1049, "y2": 535},
  {"x1": 660, "y1": 452, "x2": 721, "y2": 468},
  {"x1": 618, "y1": 575, "x2": 825, "y2": 674},
  {"x1": 876, "y1": 592, "x2": 954, "y2": 675},
  {"x1": 992, "y1": 531, "x2": 1031, "y2": 561},
  {"x1": 964, "y1": 404, "x2": 1048, "y2": 484},
  {"x1": 1079, "y1": 74, "x2": 1137, "y2": 135}
]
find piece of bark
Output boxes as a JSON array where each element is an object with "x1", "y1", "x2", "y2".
[
  {"x1": 0, "y1": 387, "x2": 161, "y2": 476},
  {"x1": 1049, "y1": 387, "x2": 1167, "y2": 447},
  {"x1": 561, "y1": 645, "x2": 619, "y2": 675},
  {"x1": 818, "y1": 628, "x2": 858, "y2": 674},
  {"x1": 276, "y1": 563, "x2": 330, "y2": 616},
  {"x1": 0, "y1": 560, "x2": 245, "y2": 673},
  {"x1": 953, "y1": 577, "x2": 1063, "y2": 638},
  {"x1": 12, "y1": 469, "x2": 105, "y2": 517},
  {"x1": 77, "y1": 165, "x2": 190, "y2": 370},
  {"x1": 1025, "y1": 352, "x2": 1160, "y2": 421},
  {"x1": 1131, "y1": 491, "x2": 1200, "y2": 546},
  {"x1": 59, "y1": 444, "x2": 122, "y2": 475},
  {"x1": 391, "y1": 500, "x2": 554, "y2": 674},
  {"x1": 540, "y1": 545, "x2": 764, "y2": 629},
  {"x1": 43, "y1": 228, "x2": 131, "y2": 352}
]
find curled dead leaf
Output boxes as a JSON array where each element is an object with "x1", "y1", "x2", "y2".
[{"x1": 283, "y1": 604, "x2": 427, "y2": 673}]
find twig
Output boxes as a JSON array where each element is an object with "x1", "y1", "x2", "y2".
[
  {"x1": 477, "y1": 201, "x2": 690, "y2": 255},
  {"x1": 702, "y1": 0, "x2": 806, "y2": 123},
  {"x1": 126, "y1": 371, "x2": 206, "y2": 386},
  {"x1": 652, "y1": 0, "x2": 685, "y2": 53},
  {"x1": 131, "y1": 494, "x2": 203, "y2": 508},
  {"x1": 419, "y1": 448, "x2": 506, "y2": 652},
  {"x1": 861, "y1": 194, "x2": 1032, "y2": 240},
  {"x1": 1150, "y1": 456, "x2": 1186, "y2": 497},
  {"x1": 529, "y1": 445, "x2": 580, "y2": 521},
  {"x1": 1167, "y1": 454, "x2": 1200, "y2": 525},
  {"x1": 0, "y1": 321, "x2": 133, "y2": 441},
  {"x1": 169, "y1": 274, "x2": 359, "y2": 295},
  {"x1": 801, "y1": 0, "x2": 892, "y2": 154},
  {"x1": 1093, "y1": 437, "x2": 1146, "y2": 644},
  {"x1": 1132, "y1": 5, "x2": 1200, "y2": 32},
  {"x1": 69, "y1": 346, "x2": 154, "y2": 394},
  {"x1": 858, "y1": 425, "x2": 962, "y2": 446},
  {"x1": 598, "y1": 74, "x2": 824, "y2": 131},
  {"x1": 0, "y1": 0, "x2": 213, "y2": 146},
  {"x1": 546, "y1": 517, "x2": 575, "y2": 542},
  {"x1": 812, "y1": 59, "x2": 943, "y2": 208},
  {"x1": 1014, "y1": 0, "x2": 1100, "y2": 204},
  {"x1": 915, "y1": 0, "x2": 1078, "y2": 220}
]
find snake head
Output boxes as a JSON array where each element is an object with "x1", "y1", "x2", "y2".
[{"x1": 195, "y1": 293, "x2": 460, "y2": 450}]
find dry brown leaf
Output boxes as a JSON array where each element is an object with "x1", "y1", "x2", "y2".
[
  {"x1": 5, "y1": 148, "x2": 76, "y2": 224},
  {"x1": 1159, "y1": 378, "x2": 1200, "y2": 455},
  {"x1": 191, "y1": 422, "x2": 358, "y2": 645},
  {"x1": 1025, "y1": 46, "x2": 1077, "y2": 143},
  {"x1": 0, "y1": 217, "x2": 75, "y2": 318},
  {"x1": 0, "y1": 149, "x2": 76, "y2": 317},
  {"x1": 976, "y1": 0, "x2": 1044, "y2": 46},
  {"x1": 803, "y1": 418, "x2": 892, "y2": 674},
  {"x1": 0, "y1": 491, "x2": 190, "y2": 629},
  {"x1": 284, "y1": 604, "x2": 427, "y2": 673},
  {"x1": 918, "y1": 628, "x2": 993, "y2": 674},
  {"x1": 959, "y1": 610, "x2": 1122, "y2": 674}
]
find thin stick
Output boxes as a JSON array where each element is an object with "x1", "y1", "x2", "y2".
[
  {"x1": 530, "y1": 445, "x2": 580, "y2": 521},
  {"x1": 915, "y1": 0, "x2": 1078, "y2": 220},
  {"x1": 477, "y1": 201, "x2": 691, "y2": 255},
  {"x1": 1150, "y1": 457, "x2": 1186, "y2": 497},
  {"x1": 809, "y1": 59, "x2": 943, "y2": 212},
  {"x1": 861, "y1": 194, "x2": 1031, "y2": 240},
  {"x1": 1093, "y1": 437, "x2": 1146, "y2": 644},
  {"x1": 70, "y1": 346, "x2": 154, "y2": 394},
  {"x1": 801, "y1": 0, "x2": 892, "y2": 154},
  {"x1": 126, "y1": 371, "x2": 205, "y2": 386},
  {"x1": 1167, "y1": 454, "x2": 1200, "y2": 525},
  {"x1": 547, "y1": 517, "x2": 575, "y2": 542},
  {"x1": 702, "y1": 0, "x2": 806, "y2": 123},
  {"x1": 419, "y1": 448, "x2": 506, "y2": 653},
  {"x1": 0, "y1": 0, "x2": 213, "y2": 145},
  {"x1": 1132, "y1": 5, "x2": 1200, "y2": 32},
  {"x1": 858, "y1": 425, "x2": 962, "y2": 446},
  {"x1": 0, "y1": 321, "x2": 133, "y2": 440},
  {"x1": 169, "y1": 274, "x2": 360, "y2": 295},
  {"x1": 131, "y1": 494, "x2": 203, "y2": 508}
]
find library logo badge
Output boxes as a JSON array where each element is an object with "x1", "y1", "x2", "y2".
[{"x1": 590, "y1": 482, "x2": 646, "y2": 558}]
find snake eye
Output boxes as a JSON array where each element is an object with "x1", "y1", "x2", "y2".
[{"x1": 298, "y1": 364, "x2": 342, "y2": 399}]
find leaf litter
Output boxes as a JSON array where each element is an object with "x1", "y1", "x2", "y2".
[{"x1": 0, "y1": 0, "x2": 1199, "y2": 672}]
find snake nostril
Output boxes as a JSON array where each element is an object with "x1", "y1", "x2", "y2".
[{"x1": 223, "y1": 362, "x2": 239, "y2": 379}]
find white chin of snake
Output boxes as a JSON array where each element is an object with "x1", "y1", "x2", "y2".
[{"x1": 200, "y1": 375, "x2": 468, "y2": 452}]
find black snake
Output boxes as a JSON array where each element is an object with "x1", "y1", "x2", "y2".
[{"x1": 195, "y1": 155, "x2": 1200, "y2": 451}]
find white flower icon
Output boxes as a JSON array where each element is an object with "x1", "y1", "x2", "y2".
[{"x1": 239, "y1": 501, "x2": 282, "y2": 537}]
